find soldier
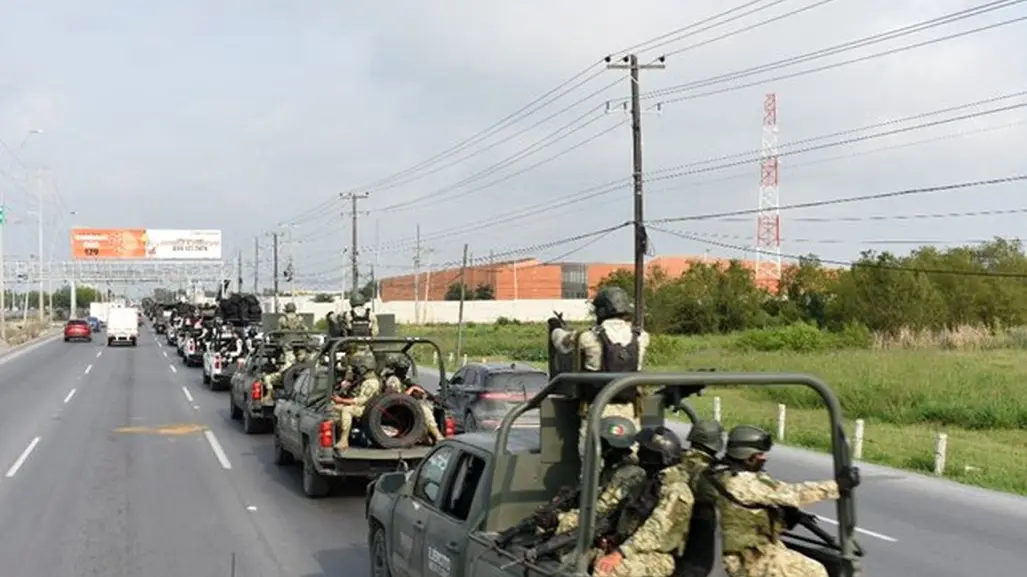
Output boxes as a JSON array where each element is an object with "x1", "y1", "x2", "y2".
[
  {"x1": 547, "y1": 286, "x2": 651, "y2": 454},
  {"x1": 381, "y1": 355, "x2": 444, "y2": 445},
  {"x1": 592, "y1": 426, "x2": 691, "y2": 577},
  {"x1": 331, "y1": 352, "x2": 383, "y2": 451},
  {"x1": 264, "y1": 341, "x2": 311, "y2": 398},
  {"x1": 340, "y1": 292, "x2": 378, "y2": 337},
  {"x1": 554, "y1": 416, "x2": 644, "y2": 534},
  {"x1": 709, "y1": 425, "x2": 860, "y2": 577},
  {"x1": 674, "y1": 420, "x2": 725, "y2": 576},
  {"x1": 278, "y1": 302, "x2": 306, "y2": 332}
]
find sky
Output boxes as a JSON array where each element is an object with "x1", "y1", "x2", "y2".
[{"x1": 0, "y1": 0, "x2": 1025, "y2": 292}]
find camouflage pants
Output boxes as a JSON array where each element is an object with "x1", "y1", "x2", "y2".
[
  {"x1": 333, "y1": 404, "x2": 366, "y2": 450},
  {"x1": 723, "y1": 544, "x2": 828, "y2": 577},
  {"x1": 578, "y1": 402, "x2": 640, "y2": 458},
  {"x1": 420, "y1": 402, "x2": 444, "y2": 442},
  {"x1": 595, "y1": 552, "x2": 676, "y2": 577}
]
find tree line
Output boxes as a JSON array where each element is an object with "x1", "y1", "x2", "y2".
[
  {"x1": 596, "y1": 238, "x2": 1027, "y2": 335},
  {"x1": 3, "y1": 285, "x2": 103, "y2": 312}
]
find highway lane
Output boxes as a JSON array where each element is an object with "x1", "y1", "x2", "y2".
[
  {"x1": 0, "y1": 328, "x2": 368, "y2": 577},
  {"x1": 418, "y1": 365, "x2": 1027, "y2": 575}
]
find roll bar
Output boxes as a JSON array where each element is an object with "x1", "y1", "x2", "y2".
[
  {"x1": 322, "y1": 336, "x2": 448, "y2": 392},
  {"x1": 493, "y1": 371, "x2": 858, "y2": 576}
]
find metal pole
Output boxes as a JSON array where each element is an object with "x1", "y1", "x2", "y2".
[
  {"x1": 456, "y1": 243, "x2": 469, "y2": 360},
  {"x1": 253, "y1": 237, "x2": 259, "y2": 293},
  {"x1": 272, "y1": 232, "x2": 279, "y2": 313},
  {"x1": 35, "y1": 170, "x2": 43, "y2": 321},
  {"x1": 0, "y1": 190, "x2": 6, "y2": 341},
  {"x1": 413, "y1": 224, "x2": 420, "y2": 323}
]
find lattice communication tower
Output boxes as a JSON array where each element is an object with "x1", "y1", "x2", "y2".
[{"x1": 755, "y1": 93, "x2": 781, "y2": 291}]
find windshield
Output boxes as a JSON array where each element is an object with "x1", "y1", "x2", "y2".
[{"x1": 485, "y1": 372, "x2": 547, "y2": 394}]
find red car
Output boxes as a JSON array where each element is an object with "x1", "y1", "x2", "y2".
[{"x1": 64, "y1": 319, "x2": 93, "y2": 342}]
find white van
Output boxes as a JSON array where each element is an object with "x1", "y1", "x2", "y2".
[{"x1": 107, "y1": 307, "x2": 139, "y2": 347}]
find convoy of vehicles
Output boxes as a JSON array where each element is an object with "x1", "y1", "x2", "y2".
[{"x1": 229, "y1": 330, "x2": 307, "y2": 434}]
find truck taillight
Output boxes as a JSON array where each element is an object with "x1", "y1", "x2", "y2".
[
  {"x1": 445, "y1": 416, "x2": 456, "y2": 437},
  {"x1": 319, "y1": 421, "x2": 334, "y2": 448},
  {"x1": 214, "y1": 356, "x2": 221, "y2": 370},
  {"x1": 251, "y1": 381, "x2": 262, "y2": 400},
  {"x1": 237, "y1": 359, "x2": 245, "y2": 368},
  {"x1": 188, "y1": 342, "x2": 195, "y2": 353}
]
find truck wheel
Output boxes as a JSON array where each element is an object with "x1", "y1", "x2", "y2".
[
  {"x1": 272, "y1": 430, "x2": 293, "y2": 466},
  {"x1": 369, "y1": 524, "x2": 392, "y2": 577},
  {"x1": 202, "y1": 372, "x2": 211, "y2": 385},
  {"x1": 229, "y1": 394, "x2": 243, "y2": 420},
  {"x1": 302, "y1": 443, "x2": 330, "y2": 498}
]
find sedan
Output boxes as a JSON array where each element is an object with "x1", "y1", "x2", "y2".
[{"x1": 64, "y1": 319, "x2": 93, "y2": 342}]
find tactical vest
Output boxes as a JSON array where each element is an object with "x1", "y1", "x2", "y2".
[
  {"x1": 579, "y1": 327, "x2": 640, "y2": 404},
  {"x1": 350, "y1": 308, "x2": 372, "y2": 337},
  {"x1": 706, "y1": 467, "x2": 784, "y2": 554}
]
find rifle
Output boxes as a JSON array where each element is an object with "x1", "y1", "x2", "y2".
[
  {"x1": 656, "y1": 368, "x2": 716, "y2": 411},
  {"x1": 493, "y1": 485, "x2": 581, "y2": 549},
  {"x1": 501, "y1": 505, "x2": 625, "y2": 568}
]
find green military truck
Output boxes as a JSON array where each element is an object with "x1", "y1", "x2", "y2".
[
  {"x1": 272, "y1": 336, "x2": 453, "y2": 498},
  {"x1": 228, "y1": 330, "x2": 315, "y2": 434},
  {"x1": 365, "y1": 372, "x2": 864, "y2": 577}
]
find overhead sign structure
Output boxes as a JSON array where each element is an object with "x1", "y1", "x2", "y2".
[{"x1": 71, "y1": 228, "x2": 223, "y2": 260}]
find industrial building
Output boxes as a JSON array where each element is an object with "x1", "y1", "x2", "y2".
[{"x1": 378, "y1": 254, "x2": 776, "y2": 301}]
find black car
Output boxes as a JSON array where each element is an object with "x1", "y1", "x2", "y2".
[{"x1": 443, "y1": 362, "x2": 547, "y2": 432}]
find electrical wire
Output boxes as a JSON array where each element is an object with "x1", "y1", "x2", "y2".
[{"x1": 650, "y1": 225, "x2": 1027, "y2": 279}]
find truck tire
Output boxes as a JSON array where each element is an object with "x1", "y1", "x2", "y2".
[
  {"x1": 302, "y1": 442, "x2": 331, "y2": 498},
  {"x1": 361, "y1": 392, "x2": 427, "y2": 450},
  {"x1": 369, "y1": 524, "x2": 392, "y2": 577}
]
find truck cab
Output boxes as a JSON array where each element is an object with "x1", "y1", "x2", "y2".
[{"x1": 365, "y1": 372, "x2": 864, "y2": 577}]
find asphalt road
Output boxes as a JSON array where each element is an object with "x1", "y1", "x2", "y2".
[
  {"x1": 418, "y1": 366, "x2": 1027, "y2": 576},
  {"x1": 2, "y1": 329, "x2": 1023, "y2": 576},
  {"x1": 0, "y1": 328, "x2": 369, "y2": 577}
]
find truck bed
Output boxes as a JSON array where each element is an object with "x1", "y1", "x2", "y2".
[{"x1": 333, "y1": 445, "x2": 433, "y2": 476}]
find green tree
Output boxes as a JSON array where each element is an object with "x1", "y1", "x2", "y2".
[
  {"x1": 312, "y1": 293, "x2": 335, "y2": 303},
  {"x1": 445, "y1": 282, "x2": 469, "y2": 301},
  {"x1": 472, "y1": 284, "x2": 495, "y2": 300}
]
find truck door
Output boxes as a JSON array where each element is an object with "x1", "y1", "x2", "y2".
[
  {"x1": 424, "y1": 449, "x2": 489, "y2": 577},
  {"x1": 393, "y1": 445, "x2": 456, "y2": 577}
]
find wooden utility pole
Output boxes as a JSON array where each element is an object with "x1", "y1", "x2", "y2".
[
  {"x1": 456, "y1": 243, "x2": 469, "y2": 360},
  {"x1": 271, "y1": 232, "x2": 280, "y2": 313},
  {"x1": 606, "y1": 53, "x2": 664, "y2": 331},
  {"x1": 253, "y1": 237, "x2": 259, "y2": 293},
  {"x1": 236, "y1": 250, "x2": 243, "y2": 293}
]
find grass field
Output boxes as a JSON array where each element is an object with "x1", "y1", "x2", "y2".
[
  {"x1": 401, "y1": 322, "x2": 1027, "y2": 495},
  {"x1": 2, "y1": 320, "x2": 51, "y2": 347}
]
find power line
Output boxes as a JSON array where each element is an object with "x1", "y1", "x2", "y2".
[
  {"x1": 650, "y1": 225, "x2": 1027, "y2": 279},
  {"x1": 652, "y1": 174, "x2": 1027, "y2": 224},
  {"x1": 713, "y1": 206, "x2": 1027, "y2": 223}
]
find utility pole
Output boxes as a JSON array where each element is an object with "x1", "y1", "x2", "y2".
[
  {"x1": 0, "y1": 195, "x2": 6, "y2": 341},
  {"x1": 340, "y1": 191, "x2": 370, "y2": 297},
  {"x1": 372, "y1": 219, "x2": 380, "y2": 308},
  {"x1": 236, "y1": 250, "x2": 243, "y2": 293},
  {"x1": 606, "y1": 53, "x2": 665, "y2": 331},
  {"x1": 413, "y1": 224, "x2": 421, "y2": 323},
  {"x1": 272, "y1": 232, "x2": 280, "y2": 313},
  {"x1": 456, "y1": 243, "x2": 469, "y2": 360},
  {"x1": 36, "y1": 170, "x2": 44, "y2": 321},
  {"x1": 253, "y1": 237, "x2": 259, "y2": 293}
]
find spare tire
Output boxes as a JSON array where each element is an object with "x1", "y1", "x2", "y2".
[{"x1": 360, "y1": 392, "x2": 427, "y2": 449}]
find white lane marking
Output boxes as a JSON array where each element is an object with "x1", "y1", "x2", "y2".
[
  {"x1": 163, "y1": 351, "x2": 168, "y2": 358},
  {"x1": 246, "y1": 505, "x2": 257, "y2": 511},
  {"x1": 84, "y1": 364, "x2": 92, "y2": 375},
  {"x1": 169, "y1": 365, "x2": 177, "y2": 373},
  {"x1": 5, "y1": 437, "x2": 41, "y2": 478},
  {"x1": 815, "y1": 515, "x2": 899, "y2": 542},
  {"x1": 96, "y1": 350, "x2": 102, "y2": 358},
  {"x1": 63, "y1": 388, "x2": 77, "y2": 403},
  {"x1": 181, "y1": 386, "x2": 194, "y2": 402},
  {"x1": 203, "y1": 431, "x2": 232, "y2": 469}
]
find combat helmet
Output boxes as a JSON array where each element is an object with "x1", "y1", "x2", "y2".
[
  {"x1": 725, "y1": 425, "x2": 773, "y2": 461},
  {"x1": 635, "y1": 426, "x2": 683, "y2": 468},
  {"x1": 592, "y1": 286, "x2": 633, "y2": 322},
  {"x1": 387, "y1": 354, "x2": 411, "y2": 374},
  {"x1": 284, "y1": 302, "x2": 297, "y2": 313},
  {"x1": 350, "y1": 292, "x2": 367, "y2": 308},
  {"x1": 687, "y1": 419, "x2": 725, "y2": 457},
  {"x1": 599, "y1": 416, "x2": 637, "y2": 450},
  {"x1": 349, "y1": 352, "x2": 377, "y2": 374}
]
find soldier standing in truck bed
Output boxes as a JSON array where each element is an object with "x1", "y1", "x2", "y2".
[{"x1": 547, "y1": 286, "x2": 650, "y2": 455}]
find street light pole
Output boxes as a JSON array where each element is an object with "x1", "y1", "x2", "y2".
[
  {"x1": 0, "y1": 128, "x2": 42, "y2": 339},
  {"x1": 36, "y1": 169, "x2": 44, "y2": 322}
]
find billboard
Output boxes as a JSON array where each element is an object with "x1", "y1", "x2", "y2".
[{"x1": 71, "y1": 228, "x2": 223, "y2": 260}]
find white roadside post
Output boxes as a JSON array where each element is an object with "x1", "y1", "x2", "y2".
[
  {"x1": 776, "y1": 404, "x2": 786, "y2": 442},
  {"x1": 934, "y1": 432, "x2": 948, "y2": 476},
  {"x1": 852, "y1": 419, "x2": 865, "y2": 460},
  {"x1": 712, "y1": 396, "x2": 721, "y2": 422}
]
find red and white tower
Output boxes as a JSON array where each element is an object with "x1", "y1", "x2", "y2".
[{"x1": 755, "y1": 93, "x2": 781, "y2": 292}]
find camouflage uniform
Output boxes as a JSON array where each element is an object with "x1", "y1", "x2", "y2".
[
  {"x1": 278, "y1": 303, "x2": 307, "y2": 332},
  {"x1": 333, "y1": 355, "x2": 383, "y2": 450},
  {"x1": 713, "y1": 425, "x2": 841, "y2": 577},
  {"x1": 341, "y1": 293, "x2": 379, "y2": 337},
  {"x1": 549, "y1": 287, "x2": 651, "y2": 456},
  {"x1": 263, "y1": 349, "x2": 300, "y2": 400}
]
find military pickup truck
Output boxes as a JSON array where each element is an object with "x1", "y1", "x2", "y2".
[
  {"x1": 228, "y1": 330, "x2": 316, "y2": 434},
  {"x1": 365, "y1": 372, "x2": 864, "y2": 577},
  {"x1": 272, "y1": 336, "x2": 454, "y2": 498}
]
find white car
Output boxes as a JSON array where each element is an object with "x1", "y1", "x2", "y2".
[{"x1": 202, "y1": 336, "x2": 242, "y2": 390}]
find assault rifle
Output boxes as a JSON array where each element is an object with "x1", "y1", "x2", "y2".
[
  {"x1": 493, "y1": 485, "x2": 581, "y2": 550},
  {"x1": 500, "y1": 501, "x2": 628, "y2": 568},
  {"x1": 783, "y1": 507, "x2": 865, "y2": 556}
]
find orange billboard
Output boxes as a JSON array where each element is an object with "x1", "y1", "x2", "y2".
[{"x1": 71, "y1": 228, "x2": 148, "y2": 259}]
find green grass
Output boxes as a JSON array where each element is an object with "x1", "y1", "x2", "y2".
[{"x1": 401, "y1": 322, "x2": 1027, "y2": 495}]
